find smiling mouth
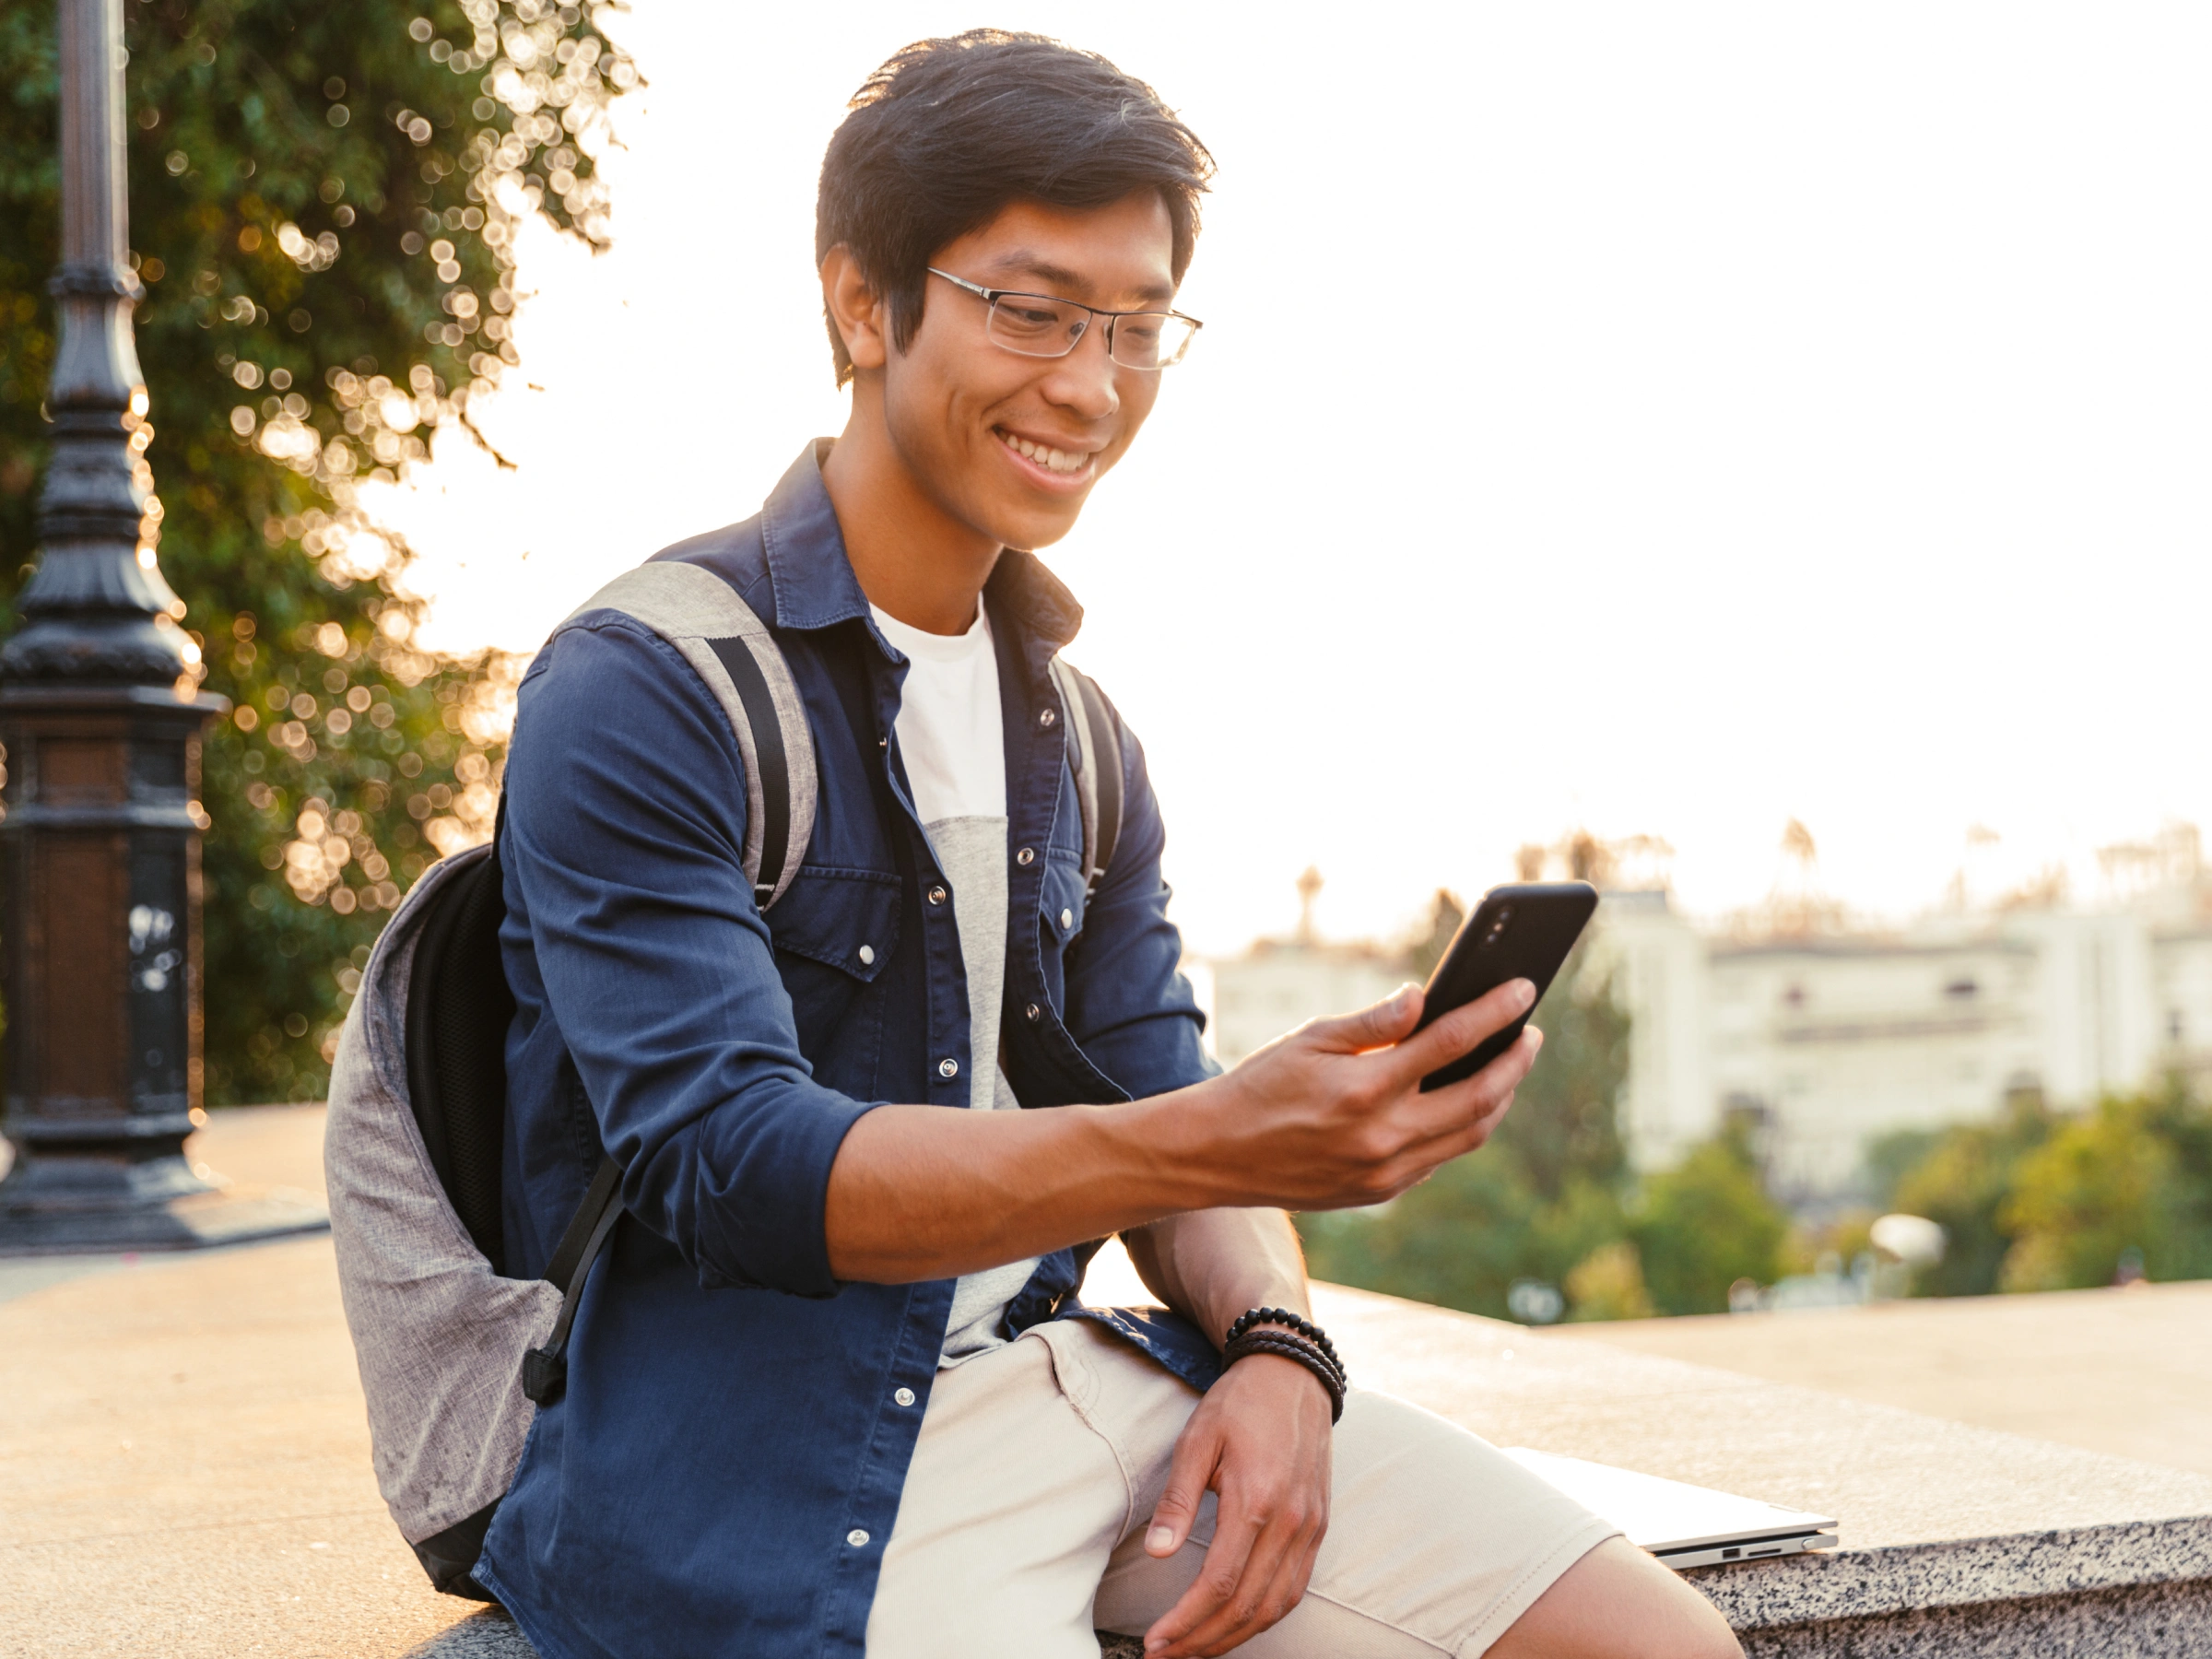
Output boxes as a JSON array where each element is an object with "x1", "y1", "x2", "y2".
[{"x1": 994, "y1": 427, "x2": 1096, "y2": 479}]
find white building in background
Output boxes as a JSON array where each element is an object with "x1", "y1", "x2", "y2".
[
  {"x1": 1206, "y1": 866, "x2": 1406, "y2": 1067},
  {"x1": 1207, "y1": 941, "x2": 1404, "y2": 1068},
  {"x1": 1592, "y1": 890, "x2": 2212, "y2": 1200},
  {"x1": 1203, "y1": 847, "x2": 2212, "y2": 1205}
]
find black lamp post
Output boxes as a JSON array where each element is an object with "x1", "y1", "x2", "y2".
[{"x1": 0, "y1": 0, "x2": 326, "y2": 1252}]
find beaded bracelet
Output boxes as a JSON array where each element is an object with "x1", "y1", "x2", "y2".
[
  {"x1": 1222, "y1": 1328, "x2": 1347, "y2": 1423},
  {"x1": 1225, "y1": 1306, "x2": 1342, "y2": 1371}
]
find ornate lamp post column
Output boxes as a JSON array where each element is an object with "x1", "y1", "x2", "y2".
[{"x1": 0, "y1": 0, "x2": 325, "y2": 1252}]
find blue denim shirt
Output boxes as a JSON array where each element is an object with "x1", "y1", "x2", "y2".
[{"x1": 474, "y1": 442, "x2": 1221, "y2": 1659}]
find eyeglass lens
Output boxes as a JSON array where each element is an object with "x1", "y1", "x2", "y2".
[{"x1": 986, "y1": 294, "x2": 1195, "y2": 370}]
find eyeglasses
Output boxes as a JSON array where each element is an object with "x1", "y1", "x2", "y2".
[{"x1": 926, "y1": 268, "x2": 1203, "y2": 371}]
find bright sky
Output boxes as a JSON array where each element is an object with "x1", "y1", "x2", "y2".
[{"x1": 375, "y1": 3, "x2": 2212, "y2": 957}]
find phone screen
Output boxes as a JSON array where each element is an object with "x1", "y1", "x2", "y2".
[{"x1": 1413, "y1": 882, "x2": 1597, "y2": 1091}]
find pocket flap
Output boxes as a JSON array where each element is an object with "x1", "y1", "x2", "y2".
[{"x1": 768, "y1": 867, "x2": 901, "y2": 982}]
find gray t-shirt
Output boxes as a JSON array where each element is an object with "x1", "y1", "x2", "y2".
[{"x1": 869, "y1": 602, "x2": 1040, "y2": 1365}]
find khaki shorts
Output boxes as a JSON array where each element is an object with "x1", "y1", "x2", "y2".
[{"x1": 865, "y1": 1318, "x2": 1619, "y2": 1658}]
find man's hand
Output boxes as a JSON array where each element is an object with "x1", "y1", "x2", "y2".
[
  {"x1": 1139, "y1": 1348, "x2": 1334, "y2": 1657},
  {"x1": 1195, "y1": 978, "x2": 1543, "y2": 1215}
]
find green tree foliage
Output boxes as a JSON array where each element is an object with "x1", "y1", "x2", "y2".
[
  {"x1": 1629, "y1": 1118, "x2": 1789, "y2": 1314},
  {"x1": 1998, "y1": 1085, "x2": 2212, "y2": 1290},
  {"x1": 1877, "y1": 1083, "x2": 2212, "y2": 1295},
  {"x1": 1298, "y1": 930, "x2": 1640, "y2": 1321},
  {"x1": 1563, "y1": 1239, "x2": 1653, "y2": 1322},
  {"x1": 1888, "y1": 1095, "x2": 2055, "y2": 1297},
  {"x1": 0, "y1": 0, "x2": 635, "y2": 1100}
]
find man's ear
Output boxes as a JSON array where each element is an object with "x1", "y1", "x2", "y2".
[{"x1": 820, "y1": 245, "x2": 889, "y2": 374}]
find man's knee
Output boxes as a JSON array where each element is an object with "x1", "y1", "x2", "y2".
[{"x1": 1489, "y1": 1536, "x2": 1743, "y2": 1659}]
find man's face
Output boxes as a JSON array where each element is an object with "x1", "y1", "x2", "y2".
[{"x1": 879, "y1": 192, "x2": 1178, "y2": 552}]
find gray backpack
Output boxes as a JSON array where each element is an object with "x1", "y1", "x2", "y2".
[{"x1": 325, "y1": 561, "x2": 1124, "y2": 1596}]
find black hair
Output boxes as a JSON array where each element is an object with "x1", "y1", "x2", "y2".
[{"x1": 816, "y1": 30, "x2": 1214, "y2": 386}]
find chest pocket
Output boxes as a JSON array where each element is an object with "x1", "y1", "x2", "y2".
[
  {"x1": 1040, "y1": 855, "x2": 1088, "y2": 949},
  {"x1": 767, "y1": 867, "x2": 901, "y2": 1066}
]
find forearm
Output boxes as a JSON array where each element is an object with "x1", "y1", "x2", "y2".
[
  {"x1": 823, "y1": 1088, "x2": 1231, "y2": 1282},
  {"x1": 1125, "y1": 1206, "x2": 1310, "y2": 1347},
  {"x1": 822, "y1": 978, "x2": 1543, "y2": 1287}
]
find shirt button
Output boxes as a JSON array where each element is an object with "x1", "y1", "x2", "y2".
[
  {"x1": 894, "y1": 1386, "x2": 916, "y2": 1407},
  {"x1": 1025, "y1": 1003, "x2": 1041, "y2": 1021},
  {"x1": 847, "y1": 1528, "x2": 870, "y2": 1548},
  {"x1": 856, "y1": 945, "x2": 875, "y2": 965},
  {"x1": 927, "y1": 885, "x2": 948, "y2": 905},
  {"x1": 1039, "y1": 707, "x2": 1057, "y2": 728},
  {"x1": 877, "y1": 735, "x2": 888, "y2": 749},
  {"x1": 1016, "y1": 847, "x2": 1035, "y2": 865},
  {"x1": 938, "y1": 1057, "x2": 959, "y2": 1078},
  {"x1": 1060, "y1": 908, "x2": 1075, "y2": 929}
]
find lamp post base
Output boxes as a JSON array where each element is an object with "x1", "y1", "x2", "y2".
[{"x1": 0, "y1": 1149, "x2": 328, "y2": 1256}]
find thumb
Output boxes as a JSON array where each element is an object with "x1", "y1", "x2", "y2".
[
  {"x1": 1146, "y1": 1420, "x2": 1221, "y2": 1556},
  {"x1": 1306, "y1": 983, "x2": 1424, "y2": 1054}
]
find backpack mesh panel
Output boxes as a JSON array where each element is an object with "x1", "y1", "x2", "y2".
[{"x1": 405, "y1": 851, "x2": 517, "y2": 1275}]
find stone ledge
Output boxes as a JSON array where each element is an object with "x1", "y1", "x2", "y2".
[
  {"x1": 320, "y1": 1283, "x2": 2212, "y2": 1658},
  {"x1": 1311, "y1": 1281, "x2": 2212, "y2": 1653},
  {"x1": 7, "y1": 1107, "x2": 2209, "y2": 1656},
  {"x1": 1695, "y1": 1519, "x2": 2212, "y2": 1628}
]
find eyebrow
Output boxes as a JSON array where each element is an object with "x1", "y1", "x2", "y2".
[{"x1": 982, "y1": 248, "x2": 1178, "y2": 308}]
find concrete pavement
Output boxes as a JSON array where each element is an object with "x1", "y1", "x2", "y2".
[{"x1": 1546, "y1": 1279, "x2": 2212, "y2": 1478}]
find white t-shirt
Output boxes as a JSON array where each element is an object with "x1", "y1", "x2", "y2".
[
  {"x1": 869, "y1": 601, "x2": 1040, "y2": 1363},
  {"x1": 870, "y1": 602, "x2": 1006, "y2": 825}
]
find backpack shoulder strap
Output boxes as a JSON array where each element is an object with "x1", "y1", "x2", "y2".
[
  {"x1": 520, "y1": 1149, "x2": 621, "y2": 1406},
  {"x1": 559, "y1": 562, "x2": 815, "y2": 909},
  {"x1": 512, "y1": 562, "x2": 817, "y2": 1406},
  {"x1": 1047, "y1": 655, "x2": 1123, "y2": 900}
]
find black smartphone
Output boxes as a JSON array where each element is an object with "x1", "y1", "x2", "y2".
[{"x1": 1412, "y1": 882, "x2": 1598, "y2": 1091}]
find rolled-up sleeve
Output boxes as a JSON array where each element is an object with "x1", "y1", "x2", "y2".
[{"x1": 501, "y1": 618, "x2": 873, "y2": 1297}]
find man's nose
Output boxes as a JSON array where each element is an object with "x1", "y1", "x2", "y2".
[{"x1": 1040, "y1": 323, "x2": 1120, "y2": 420}]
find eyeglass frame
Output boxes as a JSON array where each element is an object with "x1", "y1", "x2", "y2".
[{"x1": 924, "y1": 267, "x2": 1203, "y2": 370}]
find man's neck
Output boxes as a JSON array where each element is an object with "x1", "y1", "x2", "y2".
[{"x1": 821, "y1": 407, "x2": 1001, "y2": 637}]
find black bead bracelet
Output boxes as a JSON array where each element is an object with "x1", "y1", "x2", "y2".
[
  {"x1": 1225, "y1": 1306, "x2": 1342, "y2": 1371},
  {"x1": 1222, "y1": 1328, "x2": 1347, "y2": 1423}
]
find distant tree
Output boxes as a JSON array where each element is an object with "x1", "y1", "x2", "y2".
[
  {"x1": 1297, "y1": 1149, "x2": 1544, "y2": 1321},
  {"x1": 1890, "y1": 1095, "x2": 2055, "y2": 1297},
  {"x1": 1861, "y1": 1124, "x2": 1944, "y2": 1211},
  {"x1": 1502, "y1": 934, "x2": 1630, "y2": 1205},
  {"x1": 1563, "y1": 1238, "x2": 1653, "y2": 1322},
  {"x1": 0, "y1": 0, "x2": 635, "y2": 1100},
  {"x1": 1998, "y1": 1084, "x2": 2212, "y2": 1291},
  {"x1": 1630, "y1": 1118, "x2": 1789, "y2": 1315}
]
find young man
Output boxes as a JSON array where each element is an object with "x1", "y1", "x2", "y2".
[{"x1": 480, "y1": 30, "x2": 1740, "y2": 1659}]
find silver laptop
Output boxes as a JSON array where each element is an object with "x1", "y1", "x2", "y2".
[{"x1": 1503, "y1": 1448, "x2": 1838, "y2": 1571}]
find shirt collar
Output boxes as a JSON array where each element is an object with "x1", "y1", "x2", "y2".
[
  {"x1": 759, "y1": 440, "x2": 873, "y2": 633},
  {"x1": 759, "y1": 440, "x2": 1086, "y2": 655}
]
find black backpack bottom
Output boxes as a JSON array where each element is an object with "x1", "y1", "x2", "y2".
[{"x1": 415, "y1": 1499, "x2": 502, "y2": 1600}]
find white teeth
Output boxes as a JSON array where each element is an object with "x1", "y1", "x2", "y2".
[{"x1": 998, "y1": 429, "x2": 1088, "y2": 476}]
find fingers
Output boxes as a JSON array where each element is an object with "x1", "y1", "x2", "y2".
[
  {"x1": 1145, "y1": 1417, "x2": 1222, "y2": 1559},
  {"x1": 1145, "y1": 1491, "x2": 1263, "y2": 1656},
  {"x1": 1301, "y1": 982, "x2": 1425, "y2": 1053},
  {"x1": 1368, "y1": 1029, "x2": 1542, "y2": 1194},
  {"x1": 1148, "y1": 1478, "x2": 1325, "y2": 1657},
  {"x1": 1164, "y1": 1514, "x2": 1321, "y2": 1658},
  {"x1": 1377, "y1": 977, "x2": 1538, "y2": 1090}
]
